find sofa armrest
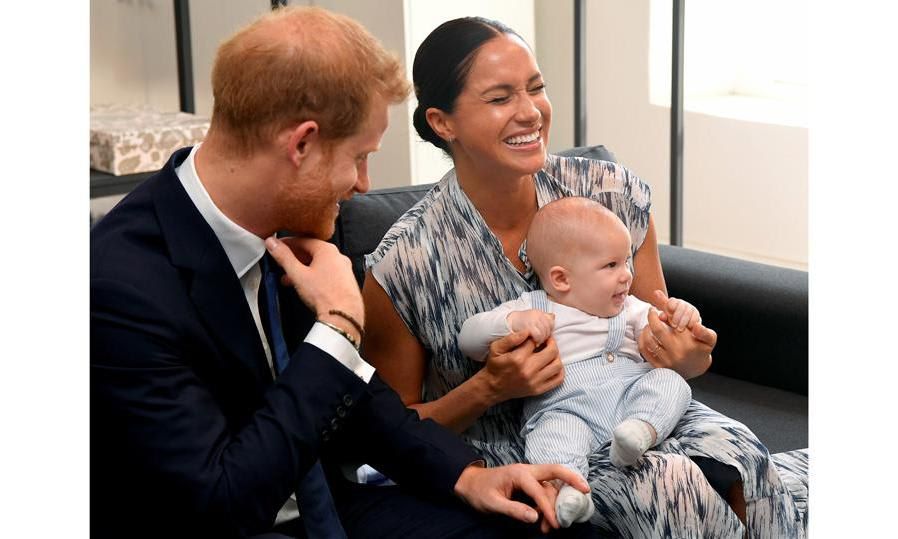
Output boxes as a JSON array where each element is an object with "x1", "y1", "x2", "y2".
[{"x1": 659, "y1": 245, "x2": 807, "y2": 395}]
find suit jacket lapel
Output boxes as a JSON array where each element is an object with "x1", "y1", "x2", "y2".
[{"x1": 152, "y1": 149, "x2": 273, "y2": 389}]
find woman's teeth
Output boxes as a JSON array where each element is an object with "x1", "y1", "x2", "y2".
[{"x1": 505, "y1": 131, "x2": 540, "y2": 145}]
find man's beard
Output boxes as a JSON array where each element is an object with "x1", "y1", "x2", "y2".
[{"x1": 276, "y1": 165, "x2": 340, "y2": 240}]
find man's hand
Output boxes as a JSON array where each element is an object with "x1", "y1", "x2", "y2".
[
  {"x1": 506, "y1": 310, "x2": 555, "y2": 345},
  {"x1": 483, "y1": 332, "x2": 564, "y2": 403},
  {"x1": 453, "y1": 463, "x2": 589, "y2": 531},
  {"x1": 265, "y1": 236, "x2": 364, "y2": 340}
]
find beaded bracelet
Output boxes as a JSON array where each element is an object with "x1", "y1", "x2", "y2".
[
  {"x1": 327, "y1": 309, "x2": 365, "y2": 338},
  {"x1": 317, "y1": 320, "x2": 360, "y2": 351}
]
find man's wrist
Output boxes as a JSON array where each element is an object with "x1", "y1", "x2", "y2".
[
  {"x1": 327, "y1": 309, "x2": 365, "y2": 338},
  {"x1": 453, "y1": 461, "x2": 486, "y2": 499},
  {"x1": 316, "y1": 317, "x2": 361, "y2": 350},
  {"x1": 317, "y1": 310, "x2": 363, "y2": 344}
]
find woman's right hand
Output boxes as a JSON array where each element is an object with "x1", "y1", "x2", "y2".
[
  {"x1": 640, "y1": 290, "x2": 717, "y2": 380},
  {"x1": 482, "y1": 331, "x2": 565, "y2": 403}
]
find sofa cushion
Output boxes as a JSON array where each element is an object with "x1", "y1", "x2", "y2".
[
  {"x1": 689, "y1": 373, "x2": 807, "y2": 453},
  {"x1": 659, "y1": 245, "x2": 808, "y2": 395}
]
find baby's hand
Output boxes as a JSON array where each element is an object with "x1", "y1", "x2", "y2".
[
  {"x1": 653, "y1": 290, "x2": 701, "y2": 332},
  {"x1": 506, "y1": 310, "x2": 555, "y2": 345}
]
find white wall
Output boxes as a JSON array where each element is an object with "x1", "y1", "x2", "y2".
[
  {"x1": 534, "y1": 0, "x2": 574, "y2": 153},
  {"x1": 90, "y1": 0, "x2": 271, "y2": 115},
  {"x1": 90, "y1": 0, "x2": 179, "y2": 111},
  {"x1": 190, "y1": 0, "x2": 273, "y2": 117}
]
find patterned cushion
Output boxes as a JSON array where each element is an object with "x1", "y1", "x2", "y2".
[{"x1": 90, "y1": 104, "x2": 209, "y2": 176}]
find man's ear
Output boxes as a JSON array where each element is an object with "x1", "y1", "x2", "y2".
[
  {"x1": 547, "y1": 265, "x2": 570, "y2": 293},
  {"x1": 285, "y1": 120, "x2": 320, "y2": 168},
  {"x1": 425, "y1": 107, "x2": 455, "y2": 143}
]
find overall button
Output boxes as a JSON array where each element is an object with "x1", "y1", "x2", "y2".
[{"x1": 606, "y1": 352, "x2": 614, "y2": 363}]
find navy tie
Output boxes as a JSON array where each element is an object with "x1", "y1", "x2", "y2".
[{"x1": 259, "y1": 254, "x2": 347, "y2": 539}]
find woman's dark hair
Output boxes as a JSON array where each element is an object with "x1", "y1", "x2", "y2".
[{"x1": 412, "y1": 17, "x2": 522, "y2": 154}]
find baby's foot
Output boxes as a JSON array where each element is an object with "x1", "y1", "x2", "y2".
[
  {"x1": 610, "y1": 418, "x2": 656, "y2": 467},
  {"x1": 555, "y1": 483, "x2": 595, "y2": 528}
]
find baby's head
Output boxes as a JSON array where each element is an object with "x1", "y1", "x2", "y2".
[{"x1": 526, "y1": 197, "x2": 633, "y2": 317}]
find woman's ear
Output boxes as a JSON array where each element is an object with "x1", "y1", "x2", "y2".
[
  {"x1": 425, "y1": 107, "x2": 455, "y2": 143},
  {"x1": 547, "y1": 265, "x2": 570, "y2": 294},
  {"x1": 285, "y1": 120, "x2": 320, "y2": 168}
]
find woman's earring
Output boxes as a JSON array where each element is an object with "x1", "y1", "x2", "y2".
[{"x1": 447, "y1": 137, "x2": 455, "y2": 144}]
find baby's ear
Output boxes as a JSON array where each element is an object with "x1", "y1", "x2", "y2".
[{"x1": 547, "y1": 265, "x2": 570, "y2": 293}]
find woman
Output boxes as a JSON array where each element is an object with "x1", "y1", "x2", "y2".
[{"x1": 362, "y1": 16, "x2": 807, "y2": 537}]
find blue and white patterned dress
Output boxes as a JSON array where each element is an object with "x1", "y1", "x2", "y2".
[{"x1": 367, "y1": 155, "x2": 808, "y2": 538}]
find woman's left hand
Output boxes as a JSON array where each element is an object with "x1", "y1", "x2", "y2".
[{"x1": 639, "y1": 290, "x2": 717, "y2": 379}]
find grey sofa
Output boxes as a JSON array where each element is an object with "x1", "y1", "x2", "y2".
[{"x1": 331, "y1": 146, "x2": 808, "y2": 454}]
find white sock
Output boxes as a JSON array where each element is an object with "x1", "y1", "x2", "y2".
[
  {"x1": 610, "y1": 418, "x2": 656, "y2": 468},
  {"x1": 555, "y1": 483, "x2": 595, "y2": 528}
]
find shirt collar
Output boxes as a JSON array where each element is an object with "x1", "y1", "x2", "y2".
[{"x1": 175, "y1": 143, "x2": 265, "y2": 278}]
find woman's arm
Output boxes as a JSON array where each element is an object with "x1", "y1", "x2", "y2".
[
  {"x1": 629, "y1": 215, "x2": 716, "y2": 379},
  {"x1": 630, "y1": 215, "x2": 667, "y2": 300},
  {"x1": 361, "y1": 273, "x2": 563, "y2": 433}
]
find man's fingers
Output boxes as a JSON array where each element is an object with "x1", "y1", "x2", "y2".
[
  {"x1": 517, "y1": 476, "x2": 558, "y2": 530},
  {"x1": 530, "y1": 464, "x2": 589, "y2": 493},
  {"x1": 486, "y1": 495, "x2": 540, "y2": 525},
  {"x1": 539, "y1": 481, "x2": 559, "y2": 533},
  {"x1": 276, "y1": 236, "x2": 313, "y2": 265},
  {"x1": 279, "y1": 235, "x2": 329, "y2": 258},
  {"x1": 265, "y1": 236, "x2": 307, "y2": 278}
]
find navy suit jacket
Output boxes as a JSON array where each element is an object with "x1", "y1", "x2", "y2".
[{"x1": 91, "y1": 148, "x2": 476, "y2": 538}]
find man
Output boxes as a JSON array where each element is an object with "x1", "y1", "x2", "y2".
[{"x1": 91, "y1": 6, "x2": 590, "y2": 538}]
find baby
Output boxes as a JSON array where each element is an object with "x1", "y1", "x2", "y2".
[{"x1": 458, "y1": 197, "x2": 700, "y2": 527}]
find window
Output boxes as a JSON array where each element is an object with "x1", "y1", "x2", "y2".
[{"x1": 649, "y1": 0, "x2": 807, "y2": 127}]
